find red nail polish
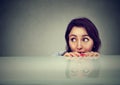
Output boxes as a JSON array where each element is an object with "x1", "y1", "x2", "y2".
[{"x1": 80, "y1": 53, "x2": 85, "y2": 57}]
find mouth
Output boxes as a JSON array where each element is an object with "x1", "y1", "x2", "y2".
[
  {"x1": 77, "y1": 52, "x2": 86, "y2": 57},
  {"x1": 78, "y1": 52, "x2": 85, "y2": 54}
]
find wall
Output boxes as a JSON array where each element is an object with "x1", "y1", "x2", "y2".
[{"x1": 1, "y1": 0, "x2": 120, "y2": 56}]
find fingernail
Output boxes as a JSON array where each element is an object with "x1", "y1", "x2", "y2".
[{"x1": 80, "y1": 53, "x2": 85, "y2": 57}]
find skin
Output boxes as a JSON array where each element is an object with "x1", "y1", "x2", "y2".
[{"x1": 64, "y1": 26, "x2": 99, "y2": 57}]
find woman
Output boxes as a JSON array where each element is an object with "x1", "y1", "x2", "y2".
[{"x1": 62, "y1": 17, "x2": 101, "y2": 57}]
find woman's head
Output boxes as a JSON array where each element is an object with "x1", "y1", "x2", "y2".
[{"x1": 65, "y1": 17, "x2": 101, "y2": 53}]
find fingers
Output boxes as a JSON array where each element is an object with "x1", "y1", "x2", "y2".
[
  {"x1": 63, "y1": 52, "x2": 80, "y2": 57},
  {"x1": 82, "y1": 52, "x2": 100, "y2": 59},
  {"x1": 84, "y1": 52, "x2": 99, "y2": 57},
  {"x1": 63, "y1": 52, "x2": 100, "y2": 57}
]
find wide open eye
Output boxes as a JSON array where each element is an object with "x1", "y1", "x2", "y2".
[
  {"x1": 83, "y1": 38, "x2": 89, "y2": 42},
  {"x1": 71, "y1": 38, "x2": 77, "y2": 42}
]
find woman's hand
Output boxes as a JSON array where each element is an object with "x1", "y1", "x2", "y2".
[
  {"x1": 63, "y1": 51, "x2": 100, "y2": 57},
  {"x1": 83, "y1": 51, "x2": 99, "y2": 57},
  {"x1": 63, "y1": 52, "x2": 81, "y2": 57}
]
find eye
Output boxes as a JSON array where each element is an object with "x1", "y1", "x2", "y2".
[
  {"x1": 83, "y1": 38, "x2": 89, "y2": 42},
  {"x1": 71, "y1": 38, "x2": 76, "y2": 42}
]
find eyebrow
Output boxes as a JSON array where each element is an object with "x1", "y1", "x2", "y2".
[
  {"x1": 69, "y1": 34, "x2": 89, "y2": 37},
  {"x1": 69, "y1": 34, "x2": 77, "y2": 37}
]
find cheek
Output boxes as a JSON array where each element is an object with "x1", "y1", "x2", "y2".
[
  {"x1": 69, "y1": 42, "x2": 77, "y2": 51},
  {"x1": 85, "y1": 41, "x2": 94, "y2": 51}
]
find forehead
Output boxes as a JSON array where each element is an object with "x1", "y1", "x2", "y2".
[{"x1": 69, "y1": 26, "x2": 88, "y2": 36}]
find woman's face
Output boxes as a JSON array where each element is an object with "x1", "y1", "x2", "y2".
[{"x1": 69, "y1": 26, "x2": 94, "y2": 53}]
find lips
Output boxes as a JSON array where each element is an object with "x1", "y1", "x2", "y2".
[
  {"x1": 77, "y1": 51, "x2": 85, "y2": 54},
  {"x1": 77, "y1": 51, "x2": 86, "y2": 57},
  {"x1": 80, "y1": 53, "x2": 86, "y2": 57}
]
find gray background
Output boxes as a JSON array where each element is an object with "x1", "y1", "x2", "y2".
[{"x1": 1, "y1": 0, "x2": 120, "y2": 56}]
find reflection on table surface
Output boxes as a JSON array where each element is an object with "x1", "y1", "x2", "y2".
[{"x1": 0, "y1": 55, "x2": 120, "y2": 85}]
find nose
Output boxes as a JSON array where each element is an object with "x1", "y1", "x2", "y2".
[{"x1": 77, "y1": 41, "x2": 82, "y2": 50}]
